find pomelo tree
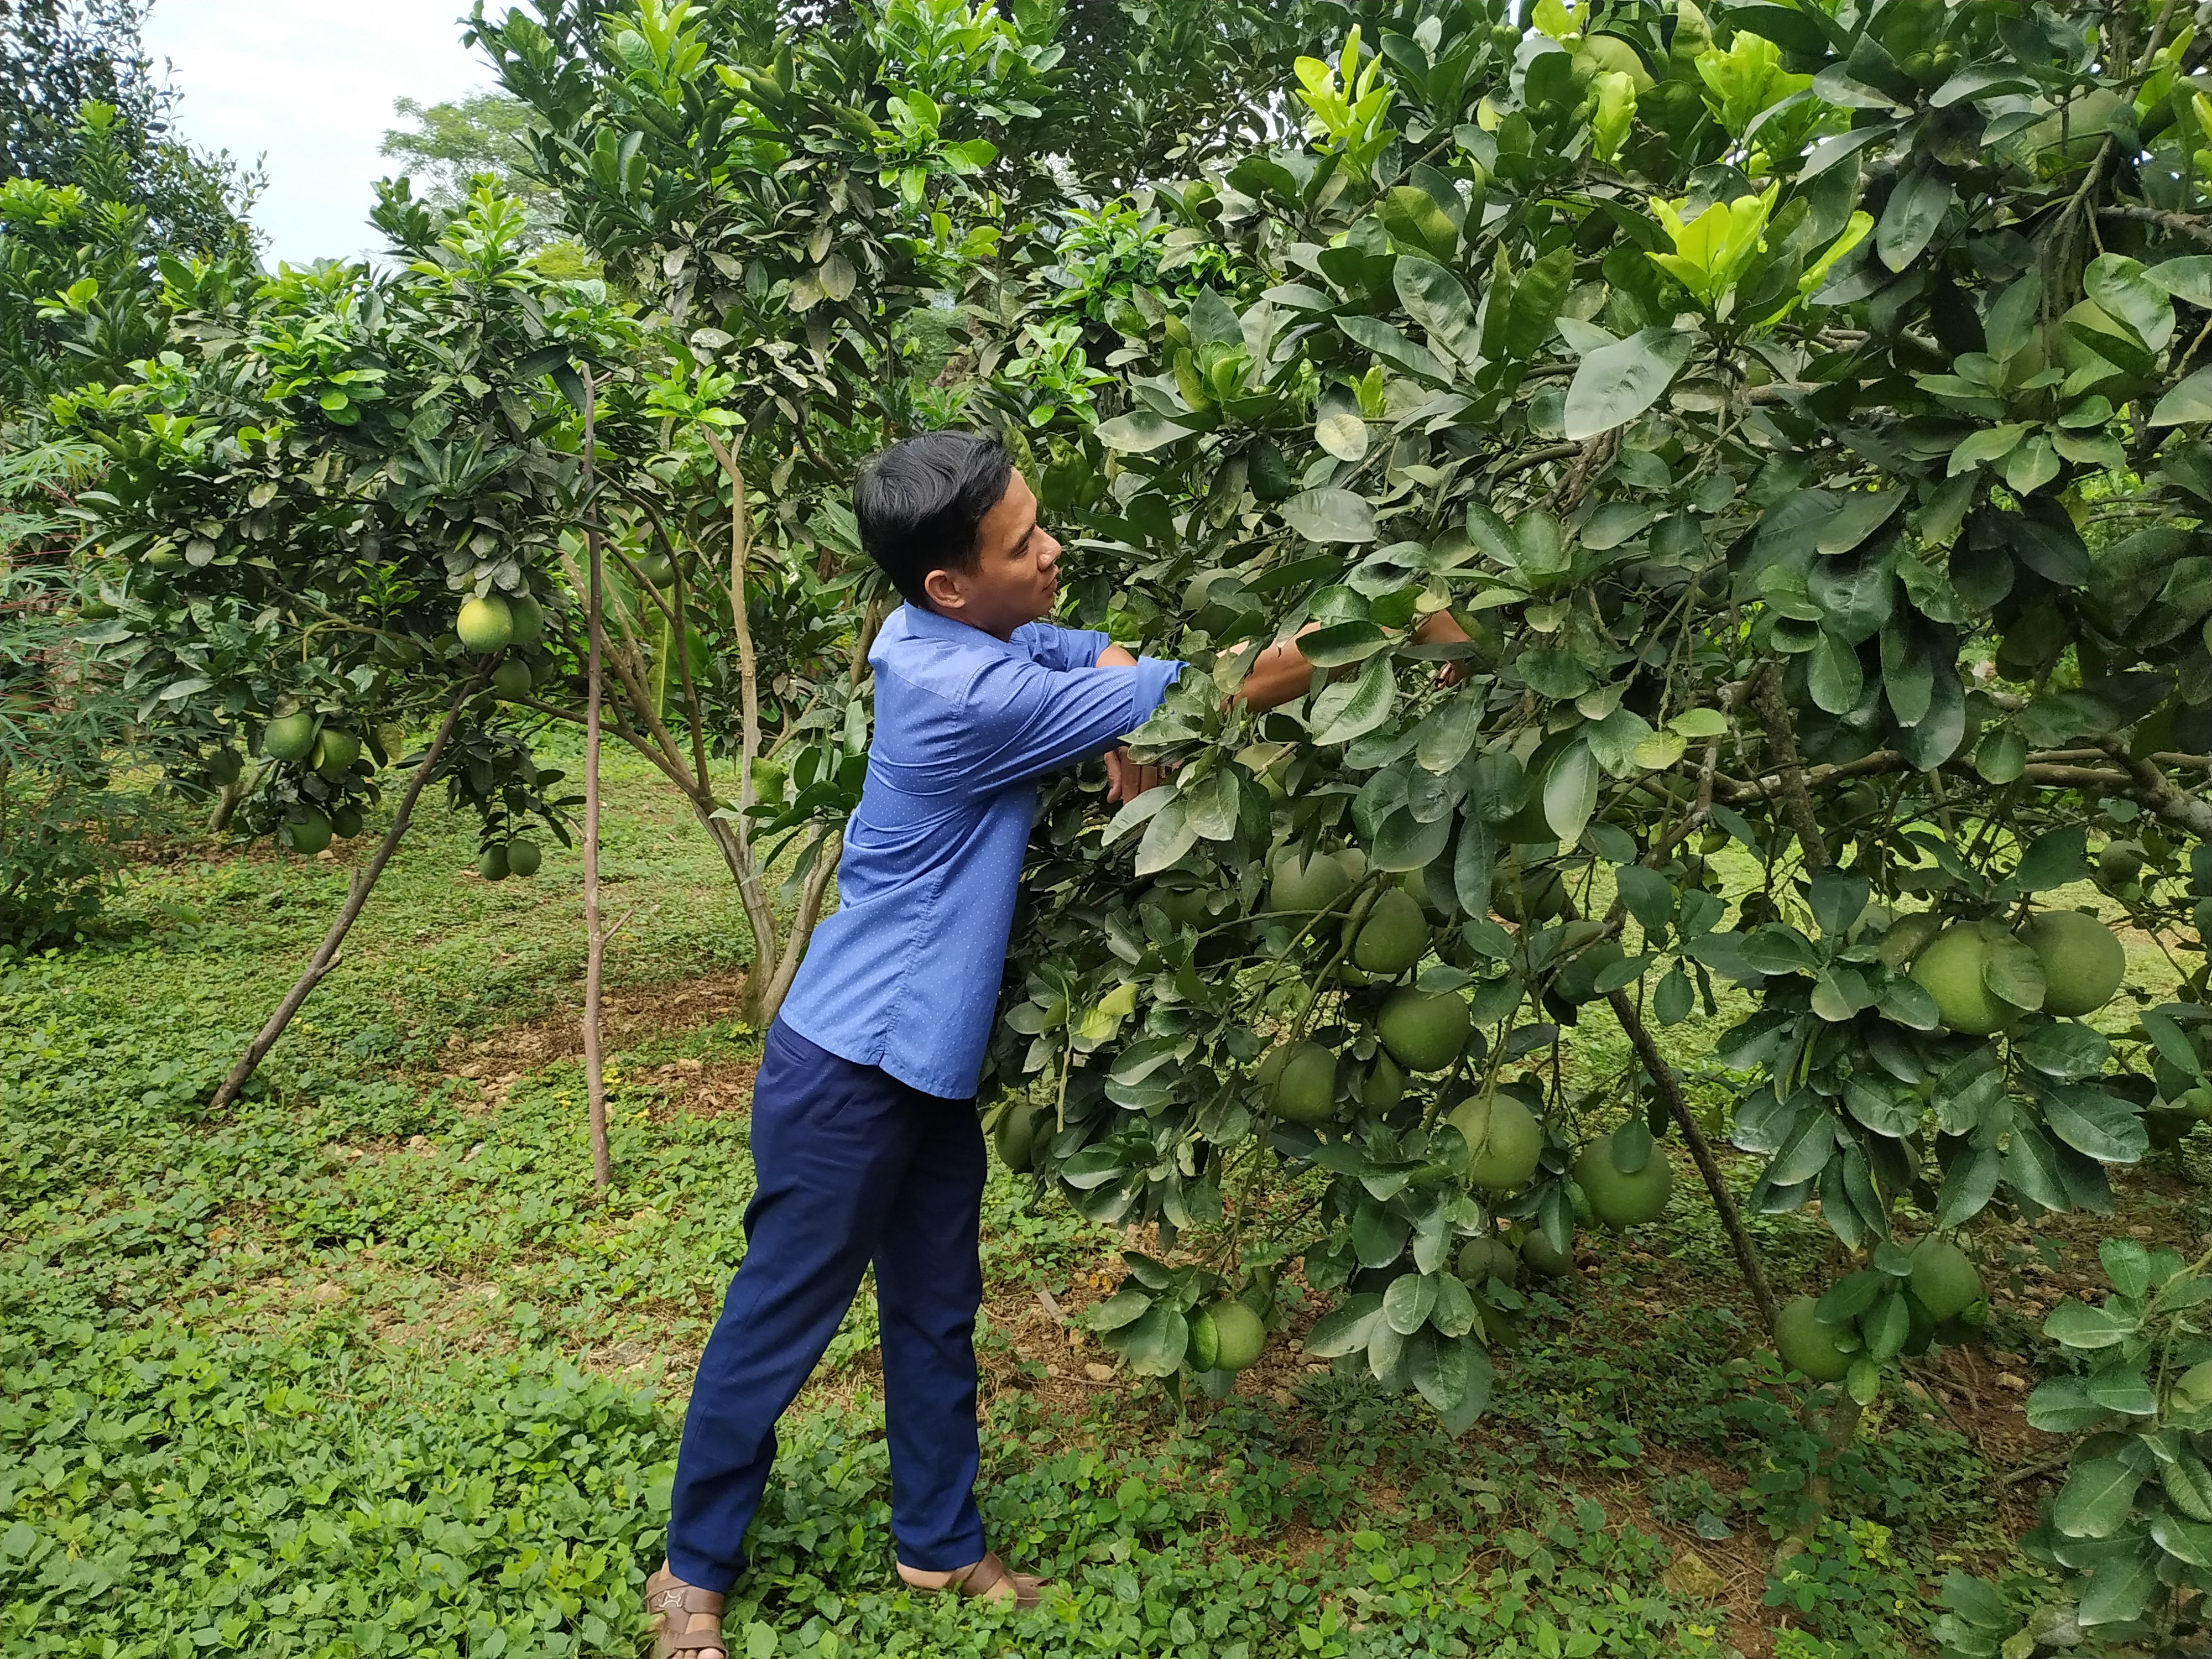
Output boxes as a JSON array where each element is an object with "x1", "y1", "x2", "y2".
[{"x1": 973, "y1": 0, "x2": 2212, "y2": 1639}]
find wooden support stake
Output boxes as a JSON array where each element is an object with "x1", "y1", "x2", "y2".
[
  {"x1": 209, "y1": 696, "x2": 466, "y2": 1111},
  {"x1": 582, "y1": 369, "x2": 612, "y2": 1192}
]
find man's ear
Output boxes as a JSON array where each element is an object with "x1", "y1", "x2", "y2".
[{"x1": 921, "y1": 566, "x2": 966, "y2": 613}]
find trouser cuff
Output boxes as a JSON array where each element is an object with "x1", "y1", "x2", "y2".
[{"x1": 663, "y1": 1541, "x2": 743, "y2": 1597}]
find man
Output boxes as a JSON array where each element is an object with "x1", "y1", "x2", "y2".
[{"x1": 645, "y1": 431, "x2": 1462, "y2": 1657}]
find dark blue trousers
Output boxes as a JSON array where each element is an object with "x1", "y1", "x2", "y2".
[{"x1": 664, "y1": 1019, "x2": 988, "y2": 1591}]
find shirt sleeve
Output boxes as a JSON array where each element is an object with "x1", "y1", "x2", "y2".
[
  {"x1": 956, "y1": 654, "x2": 1185, "y2": 795},
  {"x1": 1011, "y1": 620, "x2": 1113, "y2": 673}
]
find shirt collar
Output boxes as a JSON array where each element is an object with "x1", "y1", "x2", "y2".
[{"x1": 881, "y1": 602, "x2": 1024, "y2": 658}]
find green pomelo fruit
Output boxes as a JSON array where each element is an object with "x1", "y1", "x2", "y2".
[
  {"x1": 2182, "y1": 1085, "x2": 2212, "y2": 1121},
  {"x1": 1520, "y1": 1230, "x2": 1575, "y2": 1277},
  {"x1": 1270, "y1": 1041, "x2": 1339, "y2": 1123},
  {"x1": 329, "y1": 804, "x2": 364, "y2": 840},
  {"x1": 478, "y1": 844, "x2": 510, "y2": 881},
  {"x1": 457, "y1": 594, "x2": 515, "y2": 652},
  {"x1": 264, "y1": 711, "x2": 317, "y2": 762},
  {"x1": 1908, "y1": 1238, "x2": 1983, "y2": 1322},
  {"x1": 1152, "y1": 884, "x2": 1212, "y2": 928},
  {"x1": 995, "y1": 1099, "x2": 1042, "y2": 1172},
  {"x1": 312, "y1": 729, "x2": 361, "y2": 776},
  {"x1": 506, "y1": 839, "x2": 542, "y2": 877},
  {"x1": 1449, "y1": 1091, "x2": 1543, "y2": 1193},
  {"x1": 637, "y1": 551, "x2": 675, "y2": 586},
  {"x1": 206, "y1": 748, "x2": 242, "y2": 785},
  {"x1": 1491, "y1": 858, "x2": 1565, "y2": 924},
  {"x1": 1911, "y1": 924, "x2": 2010, "y2": 1036},
  {"x1": 507, "y1": 593, "x2": 546, "y2": 645},
  {"x1": 1554, "y1": 938, "x2": 1623, "y2": 1004},
  {"x1": 1574, "y1": 1130, "x2": 1673, "y2": 1228},
  {"x1": 1354, "y1": 889, "x2": 1430, "y2": 975},
  {"x1": 1457, "y1": 1235, "x2": 1521, "y2": 1284},
  {"x1": 1573, "y1": 32, "x2": 1655, "y2": 90},
  {"x1": 2017, "y1": 909, "x2": 2126, "y2": 1018},
  {"x1": 1188, "y1": 1305, "x2": 1219, "y2": 1371},
  {"x1": 1269, "y1": 848, "x2": 1354, "y2": 916},
  {"x1": 2172, "y1": 1359, "x2": 2212, "y2": 1413},
  {"x1": 1378, "y1": 988, "x2": 1471, "y2": 1072},
  {"x1": 283, "y1": 810, "x2": 332, "y2": 855},
  {"x1": 2028, "y1": 86, "x2": 2122, "y2": 168},
  {"x1": 1207, "y1": 1299, "x2": 1267, "y2": 1370},
  {"x1": 492, "y1": 659, "x2": 534, "y2": 697},
  {"x1": 2099, "y1": 841, "x2": 2146, "y2": 886},
  {"x1": 1360, "y1": 1052, "x2": 1406, "y2": 1109},
  {"x1": 1877, "y1": 910, "x2": 1944, "y2": 969},
  {"x1": 1775, "y1": 1295, "x2": 1856, "y2": 1383}
]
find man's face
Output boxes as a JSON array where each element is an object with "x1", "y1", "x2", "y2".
[{"x1": 922, "y1": 469, "x2": 1062, "y2": 639}]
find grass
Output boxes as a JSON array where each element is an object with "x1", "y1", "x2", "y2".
[{"x1": 5, "y1": 743, "x2": 2211, "y2": 1657}]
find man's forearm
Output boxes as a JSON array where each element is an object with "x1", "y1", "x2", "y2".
[{"x1": 1230, "y1": 609, "x2": 1473, "y2": 713}]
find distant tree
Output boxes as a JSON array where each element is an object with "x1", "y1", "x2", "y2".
[
  {"x1": 0, "y1": 0, "x2": 259, "y2": 255},
  {"x1": 380, "y1": 91, "x2": 556, "y2": 220}
]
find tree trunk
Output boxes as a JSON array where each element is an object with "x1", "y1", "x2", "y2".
[{"x1": 208, "y1": 696, "x2": 466, "y2": 1111}]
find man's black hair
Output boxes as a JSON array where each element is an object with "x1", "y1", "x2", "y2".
[{"x1": 853, "y1": 431, "x2": 1015, "y2": 608}]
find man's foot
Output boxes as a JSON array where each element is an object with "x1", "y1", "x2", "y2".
[
  {"x1": 896, "y1": 1550, "x2": 1051, "y2": 1609},
  {"x1": 645, "y1": 1563, "x2": 727, "y2": 1658}
]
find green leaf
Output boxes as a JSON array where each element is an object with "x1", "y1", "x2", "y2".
[
  {"x1": 1280, "y1": 487, "x2": 1380, "y2": 542},
  {"x1": 1541, "y1": 740, "x2": 1601, "y2": 842},
  {"x1": 2076, "y1": 1545, "x2": 2160, "y2": 1626},
  {"x1": 1980, "y1": 930, "x2": 2045, "y2": 1010},
  {"x1": 2150, "y1": 1510, "x2": 2212, "y2": 1567},
  {"x1": 2150, "y1": 364, "x2": 2212, "y2": 427},
  {"x1": 1502, "y1": 247, "x2": 1574, "y2": 360},
  {"x1": 2084, "y1": 1366, "x2": 2158, "y2": 1416},
  {"x1": 1807, "y1": 632, "x2": 1864, "y2": 713},
  {"x1": 1430, "y1": 1335, "x2": 1496, "y2": 1437},
  {"x1": 1562, "y1": 328, "x2": 1695, "y2": 441},
  {"x1": 1305, "y1": 1293, "x2": 1384, "y2": 1358},
  {"x1": 1136, "y1": 796, "x2": 1198, "y2": 877},
  {"x1": 2026, "y1": 1376, "x2": 2114, "y2": 1432},
  {"x1": 1383, "y1": 1270, "x2": 1439, "y2": 1335},
  {"x1": 1614, "y1": 866, "x2": 1674, "y2": 935},
  {"x1": 1310, "y1": 654, "x2": 1397, "y2": 745},
  {"x1": 1299, "y1": 620, "x2": 1393, "y2": 667},
  {"x1": 2100, "y1": 1237, "x2": 2153, "y2": 1299},
  {"x1": 1816, "y1": 1271, "x2": 1885, "y2": 1321},
  {"x1": 1115, "y1": 1301, "x2": 1191, "y2": 1377},
  {"x1": 1846, "y1": 1356, "x2": 1882, "y2": 1404},
  {"x1": 2044, "y1": 1300, "x2": 2140, "y2": 1350},
  {"x1": 2013, "y1": 826, "x2": 2089, "y2": 893},
  {"x1": 1315, "y1": 384, "x2": 1369, "y2": 461},
  {"x1": 2164, "y1": 1454, "x2": 2212, "y2": 1522},
  {"x1": 1875, "y1": 167, "x2": 1953, "y2": 271},
  {"x1": 1338, "y1": 314, "x2": 1451, "y2": 383},
  {"x1": 1097, "y1": 409, "x2": 1195, "y2": 452},
  {"x1": 1861, "y1": 1288, "x2": 1911, "y2": 1360},
  {"x1": 2054, "y1": 1455, "x2": 2147, "y2": 1538},
  {"x1": 1394, "y1": 255, "x2": 1483, "y2": 364}
]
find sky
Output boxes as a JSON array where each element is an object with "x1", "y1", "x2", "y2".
[{"x1": 143, "y1": 0, "x2": 500, "y2": 267}]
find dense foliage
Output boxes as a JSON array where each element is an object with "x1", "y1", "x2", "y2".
[{"x1": 22, "y1": 0, "x2": 2212, "y2": 1647}]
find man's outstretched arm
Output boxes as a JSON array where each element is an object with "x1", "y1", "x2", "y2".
[{"x1": 1095, "y1": 611, "x2": 1473, "y2": 802}]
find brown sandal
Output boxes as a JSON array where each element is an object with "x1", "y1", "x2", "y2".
[
  {"x1": 645, "y1": 1563, "x2": 727, "y2": 1657},
  {"x1": 897, "y1": 1549, "x2": 1051, "y2": 1610}
]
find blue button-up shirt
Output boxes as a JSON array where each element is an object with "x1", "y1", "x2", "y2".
[{"x1": 779, "y1": 604, "x2": 1184, "y2": 1100}]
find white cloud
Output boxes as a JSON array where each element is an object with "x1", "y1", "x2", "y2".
[{"x1": 144, "y1": 0, "x2": 498, "y2": 266}]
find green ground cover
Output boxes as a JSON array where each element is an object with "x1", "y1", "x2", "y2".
[{"x1": 5, "y1": 749, "x2": 2208, "y2": 1658}]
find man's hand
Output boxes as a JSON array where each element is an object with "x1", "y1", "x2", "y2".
[{"x1": 1107, "y1": 747, "x2": 1164, "y2": 805}]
